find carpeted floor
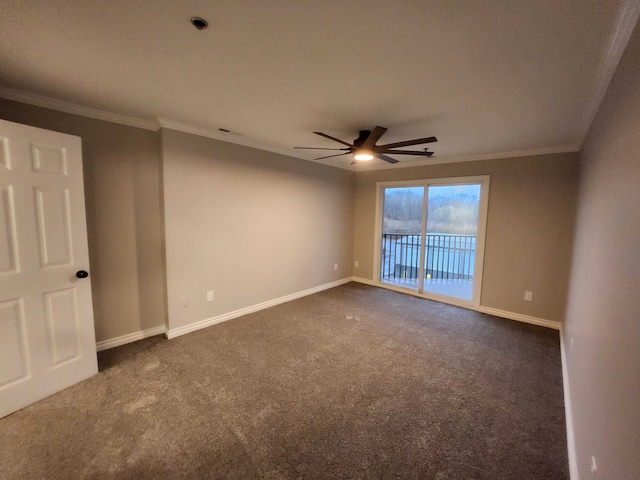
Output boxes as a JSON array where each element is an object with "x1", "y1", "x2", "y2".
[{"x1": 0, "y1": 283, "x2": 568, "y2": 479}]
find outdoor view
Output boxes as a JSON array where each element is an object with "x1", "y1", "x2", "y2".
[
  {"x1": 382, "y1": 185, "x2": 480, "y2": 235},
  {"x1": 381, "y1": 184, "x2": 481, "y2": 301}
]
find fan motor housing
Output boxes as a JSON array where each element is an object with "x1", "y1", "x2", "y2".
[{"x1": 354, "y1": 130, "x2": 371, "y2": 146}]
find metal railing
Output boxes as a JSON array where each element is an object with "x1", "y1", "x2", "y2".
[{"x1": 381, "y1": 233, "x2": 477, "y2": 281}]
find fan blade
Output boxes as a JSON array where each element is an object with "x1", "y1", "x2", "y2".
[
  {"x1": 313, "y1": 132, "x2": 352, "y2": 147},
  {"x1": 294, "y1": 147, "x2": 350, "y2": 151},
  {"x1": 362, "y1": 126, "x2": 388, "y2": 149},
  {"x1": 376, "y1": 153, "x2": 399, "y2": 164},
  {"x1": 377, "y1": 136, "x2": 437, "y2": 150},
  {"x1": 313, "y1": 152, "x2": 351, "y2": 160},
  {"x1": 384, "y1": 150, "x2": 434, "y2": 156}
]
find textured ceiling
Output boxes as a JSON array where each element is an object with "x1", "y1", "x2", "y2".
[{"x1": 0, "y1": 1, "x2": 637, "y2": 169}]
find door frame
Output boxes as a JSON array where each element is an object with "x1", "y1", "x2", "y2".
[{"x1": 373, "y1": 175, "x2": 490, "y2": 310}]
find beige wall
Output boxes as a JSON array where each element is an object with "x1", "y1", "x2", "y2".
[
  {"x1": 353, "y1": 153, "x2": 579, "y2": 322},
  {"x1": 564, "y1": 21, "x2": 640, "y2": 479},
  {"x1": 161, "y1": 129, "x2": 355, "y2": 332},
  {"x1": 0, "y1": 98, "x2": 166, "y2": 343}
]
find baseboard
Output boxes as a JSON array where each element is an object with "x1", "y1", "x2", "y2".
[
  {"x1": 352, "y1": 276, "x2": 474, "y2": 309},
  {"x1": 96, "y1": 325, "x2": 166, "y2": 352},
  {"x1": 166, "y1": 277, "x2": 353, "y2": 340},
  {"x1": 352, "y1": 277, "x2": 561, "y2": 330},
  {"x1": 477, "y1": 306, "x2": 561, "y2": 330},
  {"x1": 560, "y1": 328, "x2": 579, "y2": 480},
  {"x1": 352, "y1": 276, "x2": 376, "y2": 286}
]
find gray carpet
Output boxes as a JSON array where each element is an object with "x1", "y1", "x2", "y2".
[{"x1": 0, "y1": 283, "x2": 568, "y2": 479}]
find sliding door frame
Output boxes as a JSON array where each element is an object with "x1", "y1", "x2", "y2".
[{"x1": 373, "y1": 175, "x2": 490, "y2": 310}]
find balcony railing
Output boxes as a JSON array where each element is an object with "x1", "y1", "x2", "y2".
[{"x1": 382, "y1": 233, "x2": 477, "y2": 281}]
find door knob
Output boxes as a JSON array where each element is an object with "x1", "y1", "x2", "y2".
[{"x1": 76, "y1": 270, "x2": 89, "y2": 279}]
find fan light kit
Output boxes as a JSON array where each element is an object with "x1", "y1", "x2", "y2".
[
  {"x1": 295, "y1": 126, "x2": 437, "y2": 165},
  {"x1": 353, "y1": 149, "x2": 374, "y2": 161}
]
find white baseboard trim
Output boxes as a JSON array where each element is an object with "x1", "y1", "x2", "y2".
[
  {"x1": 352, "y1": 277, "x2": 561, "y2": 330},
  {"x1": 166, "y1": 277, "x2": 353, "y2": 340},
  {"x1": 560, "y1": 328, "x2": 579, "y2": 480},
  {"x1": 352, "y1": 276, "x2": 376, "y2": 286},
  {"x1": 477, "y1": 306, "x2": 561, "y2": 330},
  {"x1": 96, "y1": 325, "x2": 166, "y2": 352},
  {"x1": 352, "y1": 276, "x2": 475, "y2": 309}
]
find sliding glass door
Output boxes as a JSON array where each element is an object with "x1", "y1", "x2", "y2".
[{"x1": 377, "y1": 177, "x2": 489, "y2": 308}]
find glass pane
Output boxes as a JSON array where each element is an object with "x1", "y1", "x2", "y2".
[
  {"x1": 380, "y1": 187, "x2": 424, "y2": 290},
  {"x1": 423, "y1": 184, "x2": 481, "y2": 301}
]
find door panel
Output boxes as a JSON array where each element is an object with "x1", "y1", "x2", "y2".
[
  {"x1": 0, "y1": 119, "x2": 97, "y2": 418},
  {"x1": 30, "y1": 144, "x2": 67, "y2": 175},
  {"x1": 44, "y1": 288, "x2": 80, "y2": 366},
  {"x1": 0, "y1": 298, "x2": 29, "y2": 387},
  {"x1": 0, "y1": 137, "x2": 9, "y2": 169},
  {"x1": 0, "y1": 185, "x2": 18, "y2": 273},
  {"x1": 423, "y1": 184, "x2": 481, "y2": 301},
  {"x1": 380, "y1": 186, "x2": 425, "y2": 291},
  {"x1": 35, "y1": 187, "x2": 73, "y2": 267}
]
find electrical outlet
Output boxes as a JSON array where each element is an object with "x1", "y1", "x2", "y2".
[
  {"x1": 524, "y1": 291, "x2": 533, "y2": 301},
  {"x1": 181, "y1": 295, "x2": 188, "y2": 307},
  {"x1": 206, "y1": 290, "x2": 214, "y2": 302},
  {"x1": 354, "y1": 260, "x2": 359, "y2": 268},
  {"x1": 334, "y1": 263, "x2": 338, "y2": 271}
]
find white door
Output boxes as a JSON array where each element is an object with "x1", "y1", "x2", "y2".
[{"x1": 0, "y1": 119, "x2": 97, "y2": 418}]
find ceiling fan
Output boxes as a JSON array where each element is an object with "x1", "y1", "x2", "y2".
[{"x1": 295, "y1": 126, "x2": 437, "y2": 164}]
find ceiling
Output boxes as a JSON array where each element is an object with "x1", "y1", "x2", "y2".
[{"x1": 0, "y1": 1, "x2": 637, "y2": 170}]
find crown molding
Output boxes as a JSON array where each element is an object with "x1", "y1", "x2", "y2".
[
  {"x1": 0, "y1": 87, "x2": 582, "y2": 171},
  {"x1": 155, "y1": 119, "x2": 581, "y2": 171},
  {"x1": 577, "y1": 0, "x2": 640, "y2": 148},
  {"x1": 0, "y1": 88, "x2": 339, "y2": 165},
  {"x1": 157, "y1": 118, "x2": 307, "y2": 161},
  {"x1": 351, "y1": 144, "x2": 581, "y2": 171},
  {"x1": 0, "y1": 86, "x2": 159, "y2": 131}
]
